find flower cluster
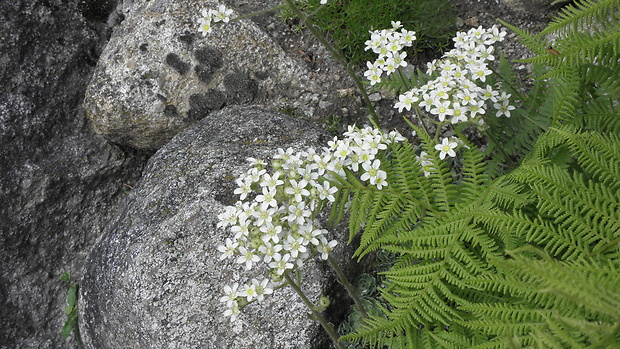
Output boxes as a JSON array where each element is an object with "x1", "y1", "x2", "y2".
[
  {"x1": 394, "y1": 25, "x2": 515, "y2": 125},
  {"x1": 363, "y1": 21, "x2": 417, "y2": 85},
  {"x1": 198, "y1": 5, "x2": 233, "y2": 36},
  {"x1": 216, "y1": 126, "x2": 404, "y2": 321}
]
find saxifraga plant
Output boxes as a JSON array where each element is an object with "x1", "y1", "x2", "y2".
[{"x1": 335, "y1": 0, "x2": 620, "y2": 347}]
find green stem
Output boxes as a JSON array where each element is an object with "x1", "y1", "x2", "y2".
[
  {"x1": 283, "y1": 0, "x2": 380, "y2": 128},
  {"x1": 484, "y1": 129, "x2": 516, "y2": 168},
  {"x1": 327, "y1": 255, "x2": 368, "y2": 319},
  {"x1": 396, "y1": 67, "x2": 410, "y2": 92},
  {"x1": 489, "y1": 66, "x2": 526, "y2": 103},
  {"x1": 410, "y1": 106, "x2": 432, "y2": 139},
  {"x1": 488, "y1": 67, "x2": 548, "y2": 131},
  {"x1": 284, "y1": 273, "x2": 345, "y2": 349}
]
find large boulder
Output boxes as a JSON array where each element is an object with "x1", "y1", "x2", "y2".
[
  {"x1": 80, "y1": 106, "x2": 351, "y2": 348},
  {"x1": 0, "y1": 0, "x2": 147, "y2": 348},
  {"x1": 83, "y1": 0, "x2": 324, "y2": 150}
]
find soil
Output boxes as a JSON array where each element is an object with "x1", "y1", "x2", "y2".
[{"x1": 232, "y1": 0, "x2": 560, "y2": 136}]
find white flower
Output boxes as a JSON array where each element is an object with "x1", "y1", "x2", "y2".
[
  {"x1": 494, "y1": 101, "x2": 515, "y2": 117},
  {"x1": 285, "y1": 235, "x2": 307, "y2": 259},
  {"x1": 220, "y1": 283, "x2": 240, "y2": 306},
  {"x1": 240, "y1": 282, "x2": 258, "y2": 302},
  {"x1": 301, "y1": 228, "x2": 323, "y2": 246},
  {"x1": 483, "y1": 85, "x2": 499, "y2": 101},
  {"x1": 217, "y1": 238, "x2": 238, "y2": 260},
  {"x1": 252, "y1": 278, "x2": 273, "y2": 302},
  {"x1": 260, "y1": 172, "x2": 284, "y2": 190},
  {"x1": 494, "y1": 91, "x2": 511, "y2": 104},
  {"x1": 234, "y1": 177, "x2": 252, "y2": 200},
  {"x1": 374, "y1": 173, "x2": 388, "y2": 190},
  {"x1": 223, "y1": 301, "x2": 240, "y2": 322},
  {"x1": 213, "y1": 4, "x2": 233, "y2": 23},
  {"x1": 286, "y1": 202, "x2": 311, "y2": 225},
  {"x1": 435, "y1": 138, "x2": 458, "y2": 160},
  {"x1": 430, "y1": 100, "x2": 454, "y2": 122},
  {"x1": 399, "y1": 29, "x2": 416, "y2": 45},
  {"x1": 285, "y1": 179, "x2": 310, "y2": 202},
  {"x1": 255, "y1": 187, "x2": 278, "y2": 210},
  {"x1": 316, "y1": 181, "x2": 338, "y2": 202},
  {"x1": 217, "y1": 205, "x2": 239, "y2": 228},
  {"x1": 450, "y1": 102, "x2": 469, "y2": 124},
  {"x1": 470, "y1": 63, "x2": 492, "y2": 82},
  {"x1": 198, "y1": 16, "x2": 213, "y2": 36},
  {"x1": 252, "y1": 206, "x2": 276, "y2": 227},
  {"x1": 468, "y1": 100, "x2": 486, "y2": 118},
  {"x1": 247, "y1": 167, "x2": 266, "y2": 183},
  {"x1": 456, "y1": 89, "x2": 476, "y2": 105},
  {"x1": 297, "y1": 165, "x2": 319, "y2": 184},
  {"x1": 416, "y1": 151, "x2": 434, "y2": 177},
  {"x1": 230, "y1": 218, "x2": 250, "y2": 239},
  {"x1": 364, "y1": 61, "x2": 383, "y2": 85},
  {"x1": 394, "y1": 90, "x2": 418, "y2": 112},
  {"x1": 317, "y1": 238, "x2": 338, "y2": 260},
  {"x1": 312, "y1": 154, "x2": 333, "y2": 176},
  {"x1": 246, "y1": 157, "x2": 266, "y2": 167},
  {"x1": 260, "y1": 224, "x2": 282, "y2": 244},
  {"x1": 237, "y1": 246, "x2": 260, "y2": 270},
  {"x1": 258, "y1": 241, "x2": 282, "y2": 263},
  {"x1": 269, "y1": 253, "x2": 294, "y2": 275}
]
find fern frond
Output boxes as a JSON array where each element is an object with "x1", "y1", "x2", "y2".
[
  {"x1": 483, "y1": 63, "x2": 552, "y2": 176},
  {"x1": 539, "y1": 0, "x2": 619, "y2": 37},
  {"x1": 563, "y1": 128, "x2": 620, "y2": 191},
  {"x1": 464, "y1": 247, "x2": 620, "y2": 347},
  {"x1": 459, "y1": 146, "x2": 489, "y2": 203},
  {"x1": 498, "y1": 19, "x2": 549, "y2": 57},
  {"x1": 331, "y1": 141, "x2": 445, "y2": 259},
  {"x1": 515, "y1": 0, "x2": 620, "y2": 74},
  {"x1": 425, "y1": 145, "x2": 457, "y2": 213},
  {"x1": 550, "y1": 67, "x2": 581, "y2": 124}
]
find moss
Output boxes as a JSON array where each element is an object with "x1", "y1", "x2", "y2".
[{"x1": 302, "y1": 0, "x2": 457, "y2": 66}]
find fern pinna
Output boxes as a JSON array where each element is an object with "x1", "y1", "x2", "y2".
[
  {"x1": 330, "y1": 134, "x2": 527, "y2": 347},
  {"x1": 466, "y1": 124, "x2": 620, "y2": 348},
  {"x1": 332, "y1": 0, "x2": 620, "y2": 347}
]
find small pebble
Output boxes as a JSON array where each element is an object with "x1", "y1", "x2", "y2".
[{"x1": 368, "y1": 93, "x2": 382, "y2": 102}]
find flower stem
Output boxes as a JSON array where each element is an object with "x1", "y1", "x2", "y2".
[
  {"x1": 282, "y1": 0, "x2": 380, "y2": 128},
  {"x1": 484, "y1": 129, "x2": 516, "y2": 168},
  {"x1": 284, "y1": 273, "x2": 345, "y2": 349},
  {"x1": 327, "y1": 255, "x2": 368, "y2": 319}
]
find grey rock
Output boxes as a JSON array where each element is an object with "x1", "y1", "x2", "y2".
[
  {"x1": 499, "y1": 0, "x2": 554, "y2": 14},
  {"x1": 80, "y1": 106, "x2": 350, "y2": 348},
  {"x1": 0, "y1": 0, "x2": 147, "y2": 348},
  {"x1": 368, "y1": 93, "x2": 382, "y2": 102},
  {"x1": 84, "y1": 0, "x2": 318, "y2": 150}
]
